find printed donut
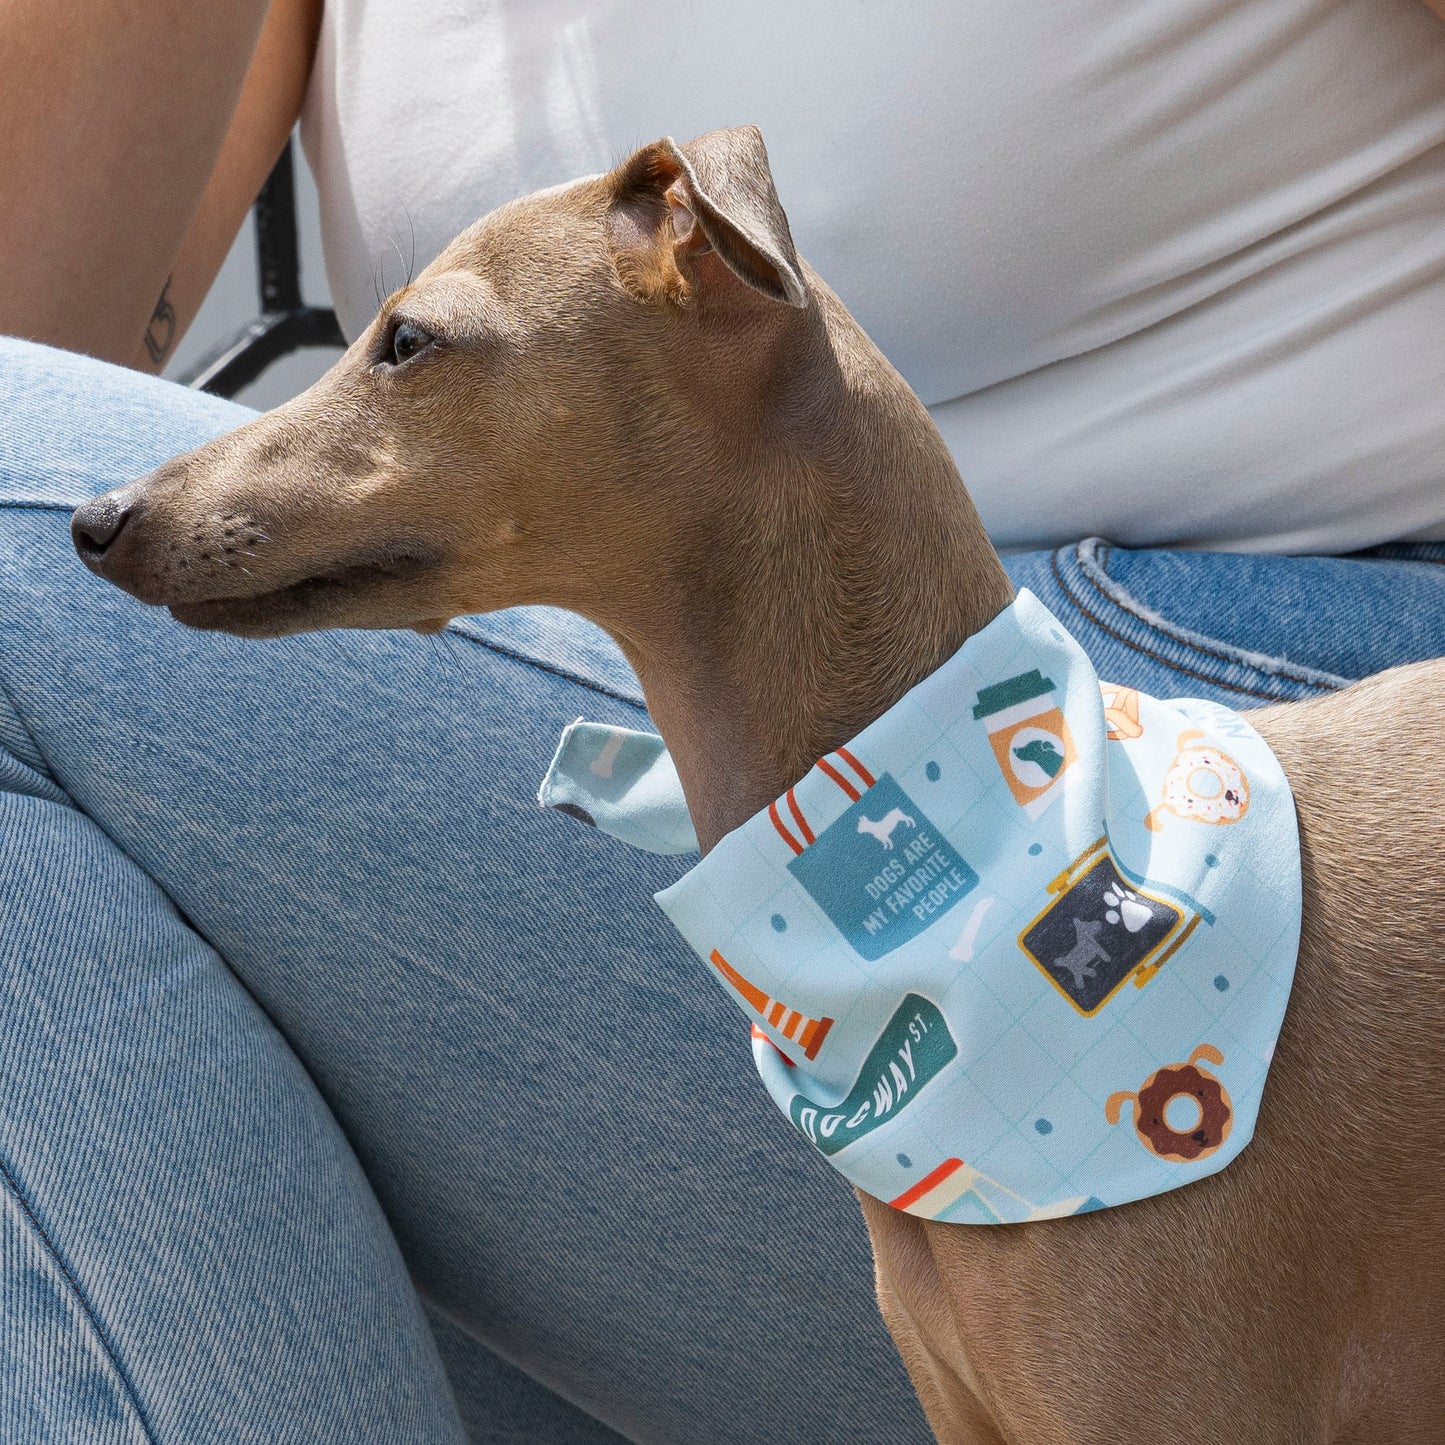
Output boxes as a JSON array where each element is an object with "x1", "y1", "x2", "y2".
[
  {"x1": 1106, "y1": 1044, "x2": 1233, "y2": 1163},
  {"x1": 1146, "y1": 730, "x2": 1249, "y2": 831}
]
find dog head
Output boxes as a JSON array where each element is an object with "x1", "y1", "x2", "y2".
[{"x1": 71, "y1": 125, "x2": 814, "y2": 640}]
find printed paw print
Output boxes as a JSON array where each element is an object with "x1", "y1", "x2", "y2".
[{"x1": 1103, "y1": 884, "x2": 1153, "y2": 934}]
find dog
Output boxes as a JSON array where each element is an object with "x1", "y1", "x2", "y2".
[{"x1": 72, "y1": 126, "x2": 1445, "y2": 1442}]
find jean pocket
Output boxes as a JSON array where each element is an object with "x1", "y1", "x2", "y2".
[{"x1": 1039, "y1": 540, "x2": 1353, "y2": 706}]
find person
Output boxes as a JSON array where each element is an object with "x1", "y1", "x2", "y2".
[{"x1": 1, "y1": 2, "x2": 1442, "y2": 1439}]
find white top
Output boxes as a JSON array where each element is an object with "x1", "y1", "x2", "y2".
[{"x1": 301, "y1": 0, "x2": 1445, "y2": 553}]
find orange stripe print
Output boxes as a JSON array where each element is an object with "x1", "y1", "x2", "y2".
[
  {"x1": 709, "y1": 950, "x2": 837, "y2": 1062},
  {"x1": 710, "y1": 949, "x2": 771, "y2": 1014},
  {"x1": 796, "y1": 1015, "x2": 833, "y2": 1059},
  {"x1": 816, "y1": 756, "x2": 861, "y2": 802},
  {"x1": 835, "y1": 747, "x2": 876, "y2": 789},
  {"x1": 768, "y1": 799, "x2": 804, "y2": 855},
  {"x1": 785, "y1": 787, "x2": 816, "y2": 846},
  {"x1": 890, "y1": 1158, "x2": 964, "y2": 1212}
]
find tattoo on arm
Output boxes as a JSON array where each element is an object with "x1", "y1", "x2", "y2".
[{"x1": 143, "y1": 276, "x2": 177, "y2": 365}]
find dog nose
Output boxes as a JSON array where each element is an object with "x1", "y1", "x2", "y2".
[{"x1": 71, "y1": 493, "x2": 134, "y2": 560}]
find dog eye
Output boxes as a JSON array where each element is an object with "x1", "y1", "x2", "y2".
[{"x1": 388, "y1": 321, "x2": 434, "y2": 366}]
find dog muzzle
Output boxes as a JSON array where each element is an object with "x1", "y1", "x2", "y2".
[{"x1": 538, "y1": 590, "x2": 1301, "y2": 1222}]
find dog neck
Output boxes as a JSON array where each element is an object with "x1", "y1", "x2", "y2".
[{"x1": 607, "y1": 281, "x2": 1014, "y2": 854}]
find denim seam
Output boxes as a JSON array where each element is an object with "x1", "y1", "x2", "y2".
[
  {"x1": 0, "y1": 669, "x2": 62, "y2": 793},
  {"x1": 443, "y1": 623, "x2": 647, "y2": 712},
  {"x1": 0, "y1": 498, "x2": 78, "y2": 514},
  {"x1": 1074, "y1": 540, "x2": 1348, "y2": 686},
  {"x1": 0, "y1": 1153, "x2": 159, "y2": 1444},
  {"x1": 420, "y1": 1290, "x2": 625, "y2": 1439},
  {"x1": 1352, "y1": 542, "x2": 1445, "y2": 565},
  {"x1": 1050, "y1": 543, "x2": 1348, "y2": 699}
]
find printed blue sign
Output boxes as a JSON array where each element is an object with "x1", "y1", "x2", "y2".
[
  {"x1": 788, "y1": 773, "x2": 977, "y2": 961},
  {"x1": 790, "y1": 994, "x2": 958, "y2": 1155}
]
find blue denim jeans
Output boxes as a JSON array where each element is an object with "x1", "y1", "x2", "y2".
[{"x1": 0, "y1": 336, "x2": 1441, "y2": 1444}]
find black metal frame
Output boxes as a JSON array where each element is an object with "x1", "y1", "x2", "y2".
[{"x1": 181, "y1": 139, "x2": 344, "y2": 399}]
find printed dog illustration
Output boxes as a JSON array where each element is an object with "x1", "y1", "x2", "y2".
[
  {"x1": 1052, "y1": 918, "x2": 1111, "y2": 992},
  {"x1": 1013, "y1": 736, "x2": 1065, "y2": 779},
  {"x1": 857, "y1": 806, "x2": 917, "y2": 850}
]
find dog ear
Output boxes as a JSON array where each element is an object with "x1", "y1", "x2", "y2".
[{"x1": 609, "y1": 126, "x2": 808, "y2": 309}]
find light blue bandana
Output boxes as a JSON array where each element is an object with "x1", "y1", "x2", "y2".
[{"x1": 539, "y1": 591, "x2": 1301, "y2": 1222}]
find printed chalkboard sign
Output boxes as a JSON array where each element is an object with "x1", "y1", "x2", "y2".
[{"x1": 1019, "y1": 845, "x2": 1187, "y2": 1015}]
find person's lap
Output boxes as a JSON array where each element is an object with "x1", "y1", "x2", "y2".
[
  {"x1": 0, "y1": 338, "x2": 921, "y2": 1441},
  {"x1": 1, "y1": 337, "x2": 1441, "y2": 1442}
]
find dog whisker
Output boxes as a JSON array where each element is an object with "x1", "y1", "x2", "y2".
[
  {"x1": 400, "y1": 200, "x2": 417, "y2": 287},
  {"x1": 386, "y1": 227, "x2": 409, "y2": 294}
]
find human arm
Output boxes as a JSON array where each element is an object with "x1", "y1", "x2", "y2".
[
  {"x1": 0, "y1": 0, "x2": 318, "y2": 369},
  {"x1": 129, "y1": 0, "x2": 322, "y2": 373}
]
